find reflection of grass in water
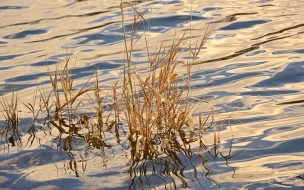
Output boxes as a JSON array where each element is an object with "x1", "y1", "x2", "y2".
[{"x1": 0, "y1": 1, "x2": 235, "y2": 188}]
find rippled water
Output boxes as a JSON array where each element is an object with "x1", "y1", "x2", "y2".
[{"x1": 1, "y1": 0, "x2": 304, "y2": 189}]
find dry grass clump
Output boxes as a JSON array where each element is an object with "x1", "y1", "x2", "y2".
[
  {"x1": 119, "y1": 1, "x2": 214, "y2": 161},
  {"x1": 0, "y1": 91, "x2": 21, "y2": 151},
  {"x1": 45, "y1": 54, "x2": 92, "y2": 121},
  {"x1": 45, "y1": 57, "x2": 116, "y2": 151},
  {"x1": 0, "y1": 1, "x2": 226, "y2": 178}
]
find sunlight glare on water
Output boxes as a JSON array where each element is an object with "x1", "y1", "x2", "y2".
[{"x1": 1, "y1": 0, "x2": 304, "y2": 189}]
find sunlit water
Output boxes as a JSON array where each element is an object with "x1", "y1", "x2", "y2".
[{"x1": 1, "y1": 0, "x2": 304, "y2": 189}]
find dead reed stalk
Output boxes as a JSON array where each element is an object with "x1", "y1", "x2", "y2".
[
  {"x1": 119, "y1": 0, "x2": 215, "y2": 160},
  {"x1": 0, "y1": 91, "x2": 22, "y2": 150}
]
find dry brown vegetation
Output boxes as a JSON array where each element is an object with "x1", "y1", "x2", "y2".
[
  {"x1": 0, "y1": 1, "x2": 231, "y2": 180},
  {"x1": 119, "y1": 1, "x2": 215, "y2": 161}
]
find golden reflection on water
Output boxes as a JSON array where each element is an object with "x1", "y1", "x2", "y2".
[{"x1": 1, "y1": 0, "x2": 304, "y2": 189}]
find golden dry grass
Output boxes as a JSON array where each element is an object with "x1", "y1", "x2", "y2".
[
  {"x1": 0, "y1": 1, "x2": 225, "y2": 167},
  {"x1": 0, "y1": 91, "x2": 22, "y2": 150}
]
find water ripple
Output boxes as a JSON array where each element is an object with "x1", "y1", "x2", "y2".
[{"x1": 1, "y1": 0, "x2": 304, "y2": 189}]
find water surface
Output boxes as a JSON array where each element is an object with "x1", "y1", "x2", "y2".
[{"x1": 1, "y1": 0, "x2": 304, "y2": 189}]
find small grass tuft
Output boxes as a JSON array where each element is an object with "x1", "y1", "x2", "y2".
[{"x1": 0, "y1": 91, "x2": 21, "y2": 151}]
